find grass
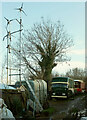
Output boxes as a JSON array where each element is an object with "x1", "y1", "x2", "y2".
[{"x1": 42, "y1": 107, "x2": 55, "y2": 116}]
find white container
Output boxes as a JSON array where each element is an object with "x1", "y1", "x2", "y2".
[
  {"x1": 42, "y1": 80, "x2": 47, "y2": 101},
  {"x1": 30, "y1": 79, "x2": 47, "y2": 106},
  {"x1": 15, "y1": 79, "x2": 47, "y2": 112},
  {"x1": 33, "y1": 80, "x2": 40, "y2": 102},
  {"x1": 15, "y1": 79, "x2": 47, "y2": 106},
  {"x1": 36, "y1": 80, "x2": 44, "y2": 105}
]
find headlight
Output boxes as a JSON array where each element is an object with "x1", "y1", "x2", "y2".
[
  {"x1": 62, "y1": 93, "x2": 66, "y2": 95},
  {"x1": 53, "y1": 93, "x2": 55, "y2": 95}
]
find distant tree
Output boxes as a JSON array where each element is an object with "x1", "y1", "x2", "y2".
[
  {"x1": 66, "y1": 67, "x2": 86, "y2": 80},
  {"x1": 14, "y1": 18, "x2": 73, "y2": 91}
]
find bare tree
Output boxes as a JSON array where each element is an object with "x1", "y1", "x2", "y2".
[{"x1": 14, "y1": 18, "x2": 73, "y2": 91}]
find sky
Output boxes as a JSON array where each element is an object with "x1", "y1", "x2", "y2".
[{"x1": 0, "y1": 1, "x2": 85, "y2": 83}]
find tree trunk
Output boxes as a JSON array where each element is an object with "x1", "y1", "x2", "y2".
[{"x1": 43, "y1": 67, "x2": 52, "y2": 93}]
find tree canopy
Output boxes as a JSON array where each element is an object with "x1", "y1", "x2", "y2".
[{"x1": 14, "y1": 18, "x2": 73, "y2": 90}]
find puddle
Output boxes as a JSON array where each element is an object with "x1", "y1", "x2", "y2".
[{"x1": 36, "y1": 117, "x2": 52, "y2": 120}]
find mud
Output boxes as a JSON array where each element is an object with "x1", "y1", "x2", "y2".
[
  {"x1": 49, "y1": 94, "x2": 86, "y2": 119},
  {"x1": 36, "y1": 94, "x2": 86, "y2": 120}
]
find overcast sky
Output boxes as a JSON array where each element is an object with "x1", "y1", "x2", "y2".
[{"x1": 0, "y1": 1, "x2": 85, "y2": 83}]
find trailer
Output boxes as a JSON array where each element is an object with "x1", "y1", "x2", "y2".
[
  {"x1": 15, "y1": 79, "x2": 47, "y2": 113},
  {"x1": 74, "y1": 80, "x2": 85, "y2": 94}
]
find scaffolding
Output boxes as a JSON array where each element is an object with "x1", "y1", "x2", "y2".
[
  {"x1": 3, "y1": 3, "x2": 26, "y2": 85},
  {"x1": 3, "y1": 18, "x2": 22, "y2": 84}
]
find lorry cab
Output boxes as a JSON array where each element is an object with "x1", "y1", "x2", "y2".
[{"x1": 51, "y1": 77, "x2": 74, "y2": 98}]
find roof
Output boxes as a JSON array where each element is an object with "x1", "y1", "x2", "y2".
[
  {"x1": 52, "y1": 77, "x2": 71, "y2": 79},
  {"x1": 74, "y1": 80, "x2": 84, "y2": 83}
]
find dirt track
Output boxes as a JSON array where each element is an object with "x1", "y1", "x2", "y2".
[
  {"x1": 36, "y1": 94, "x2": 86, "y2": 120},
  {"x1": 49, "y1": 94, "x2": 86, "y2": 120}
]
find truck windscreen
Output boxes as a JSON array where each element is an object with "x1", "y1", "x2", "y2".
[
  {"x1": 52, "y1": 78, "x2": 68, "y2": 82},
  {"x1": 52, "y1": 83, "x2": 67, "y2": 88}
]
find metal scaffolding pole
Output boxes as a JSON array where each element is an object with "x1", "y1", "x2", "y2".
[
  {"x1": 19, "y1": 12, "x2": 22, "y2": 85},
  {"x1": 15, "y1": 3, "x2": 27, "y2": 85},
  {"x1": 3, "y1": 17, "x2": 22, "y2": 85},
  {"x1": 6, "y1": 35, "x2": 9, "y2": 84}
]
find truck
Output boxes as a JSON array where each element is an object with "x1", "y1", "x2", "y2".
[
  {"x1": 74, "y1": 80, "x2": 85, "y2": 94},
  {"x1": 51, "y1": 77, "x2": 74, "y2": 98}
]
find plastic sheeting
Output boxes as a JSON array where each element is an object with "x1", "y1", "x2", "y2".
[
  {"x1": 80, "y1": 117, "x2": 87, "y2": 120},
  {"x1": 0, "y1": 98, "x2": 15, "y2": 119},
  {"x1": 0, "y1": 83, "x2": 15, "y2": 89}
]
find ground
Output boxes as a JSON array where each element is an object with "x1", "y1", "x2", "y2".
[
  {"x1": 36, "y1": 93, "x2": 87, "y2": 120},
  {"x1": 13, "y1": 93, "x2": 87, "y2": 120}
]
